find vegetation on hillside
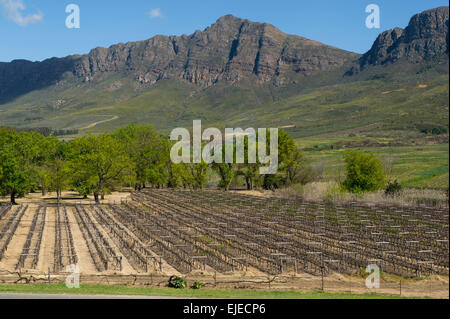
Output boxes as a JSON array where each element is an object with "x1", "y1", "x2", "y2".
[
  {"x1": 342, "y1": 150, "x2": 386, "y2": 193},
  {"x1": 1, "y1": 122, "x2": 447, "y2": 205}
]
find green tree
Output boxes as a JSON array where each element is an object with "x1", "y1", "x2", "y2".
[
  {"x1": 166, "y1": 162, "x2": 182, "y2": 188},
  {"x1": 31, "y1": 136, "x2": 71, "y2": 201},
  {"x1": 180, "y1": 161, "x2": 208, "y2": 190},
  {"x1": 342, "y1": 150, "x2": 386, "y2": 193},
  {"x1": 115, "y1": 125, "x2": 170, "y2": 189},
  {"x1": 238, "y1": 136, "x2": 258, "y2": 190},
  {"x1": 213, "y1": 162, "x2": 235, "y2": 190},
  {"x1": 162, "y1": 138, "x2": 182, "y2": 188},
  {"x1": 47, "y1": 140, "x2": 71, "y2": 202},
  {"x1": 211, "y1": 143, "x2": 236, "y2": 191},
  {"x1": 263, "y1": 174, "x2": 282, "y2": 191},
  {"x1": 261, "y1": 129, "x2": 312, "y2": 188},
  {"x1": 0, "y1": 129, "x2": 40, "y2": 204},
  {"x1": 70, "y1": 134, "x2": 134, "y2": 203}
]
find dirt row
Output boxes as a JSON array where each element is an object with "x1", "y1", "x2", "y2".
[
  {"x1": 0, "y1": 205, "x2": 176, "y2": 276},
  {"x1": 0, "y1": 191, "x2": 448, "y2": 298}
]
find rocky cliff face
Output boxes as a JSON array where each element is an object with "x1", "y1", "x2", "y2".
[
  {"x1": 356, "y1": 6, "x2": 449, "y2": 70},
  {"x1": 0, "y1": 15, "x2": 357, "y2": 103},
  {"x1": 73, "y1": 15, "x2": 356, "y2": 86},
  {"x1": 1, "y1": 8, "x2": 448, "y2": 104}
]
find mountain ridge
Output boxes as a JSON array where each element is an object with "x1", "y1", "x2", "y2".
[
  {"x1": 0, "y1": 14, "x2": 359, "y2": 104},
  {"x1": 2, "y1": 7, "x2": 448, "y2": 105},
  {"x1": 0, "y1": 7, "x2": 448, "y2": 138},
  {"x1": 348, "y1": 6, "x2": 449, "y2": 74}
]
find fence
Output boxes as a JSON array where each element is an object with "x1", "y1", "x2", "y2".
[{"x1": 0, "y1": 271, "x2": 447, "y2": 299}]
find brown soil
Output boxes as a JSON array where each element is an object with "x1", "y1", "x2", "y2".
[
  {"x1": 1, "y1": 191, "x2": 131, "y2": 206},
  {"x1": 100, "y1": 205, "x2": 181, "y2": 276},
  {"x1": 65, "y1": 206, "x2": 97, "y2": 274},
  {"x1": 0, "y1": 193, "x2": 448, "y2": 299},
  {"x1": 0, "y1": 205, "x2": 36, "y2": 270},
  {"x1": 36, "y1": 207, "x2": 55, "y2": 273}
]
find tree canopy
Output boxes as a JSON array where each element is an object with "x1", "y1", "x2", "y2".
[{"x1": 0, "y1": 124, "x2": 316, "y2": 203}]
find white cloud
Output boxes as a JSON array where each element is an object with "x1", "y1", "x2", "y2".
[
  {"x1": 149, "y1": 8, "x2": 162, "y2": 19},
  {"x1": 0, "y1": 0, "x2": 43, "y2": 26}
]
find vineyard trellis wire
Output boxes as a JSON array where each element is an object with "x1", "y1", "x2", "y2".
[
  {"x1": 16, "y1": 205, "x2": 46, "y2": 270},
  {"x1": 113, "y1": 189, "x2": 450, "y2": 277},
  {"x1": 0, "y1": 189, "x2": 448, "y2": 280},
  {"x1": 54, "y1": 205, "x2": 78, "y2": 272},
  {"x1": 0, "y1": 205, "x2": 28, "y2": 261}
]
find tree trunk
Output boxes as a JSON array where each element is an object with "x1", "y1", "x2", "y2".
[
  {"x1": 94, "y1": 192, "x2": 100, "y2": 204},
  {"x1": 101, "y1": 193, "x2": 105, "y2": 200},
  {"x1": 10, "y1": 191, "x2": 17, "y2": 205},
  {"x1": 97, "y1": 176, "x2": 104, "y2": 204}
]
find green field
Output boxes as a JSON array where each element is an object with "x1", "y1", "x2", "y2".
[
  {"x1": 301, "y1": 142, "x2": 449, "y2": 189},
  {"x1": 0, "y1": 284, "x2": 418, "y2": 299}
]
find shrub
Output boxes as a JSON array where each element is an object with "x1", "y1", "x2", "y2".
[
  {"x1": 342, "y1": 150, "x2": 385, "y2": 193},
  {"x1": 368, "y1": 73, "x2": 388, "y2": 80},
  {"x1": 419, "y1": 125, "x2": 448, "y2": 135},
  {"x1": 191, "y1": 281, "x2": 204, "y2": 290},
  {"x1": 384, "y1": 180, "x2": 403, "y2": 197},
  {"x1": 262, "y1": 174, "x2": 283, "y2": 191},
  {"x1": 295, "y1": 164, "x2": 321, "y2": 185},
  {"x1": 168, "y1": 276, "x2": 187, "y2": 289}
]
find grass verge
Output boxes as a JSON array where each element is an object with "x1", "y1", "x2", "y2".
[{"x1": 0, "y1": 284, "x2": 420, "y2": 299}]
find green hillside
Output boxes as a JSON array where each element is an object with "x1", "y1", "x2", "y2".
[
  {"x1": 1, "y1": 66, "x2": 447, "y2": 137},
  {"x1": 1, "y1": 68, "x2": 447, "y2": 188}
]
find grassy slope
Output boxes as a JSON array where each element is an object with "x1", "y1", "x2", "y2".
[
  {"x1": 0, "y1": 284, "x2": 417, "y2": 299},
  {"x1": 97, "y1": 72, "x2": 449, "y2": 138},
  {"x1": 0, "y1": 63, "x2": 448, "y2": 187},
  {"x1": 302, "y1": 143, "x2": 449, "y2": 189},
  {"x1": 1, "y1": 66, "x2": 447, "y2": 135}
]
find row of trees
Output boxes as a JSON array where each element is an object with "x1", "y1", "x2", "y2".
[{"x1": 0, "y1": 125, "x2": 311, "y2": 204}]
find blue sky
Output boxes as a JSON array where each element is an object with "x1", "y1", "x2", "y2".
[{"x1": 0, "y1": 0, "x2": 448, "y2": 62}]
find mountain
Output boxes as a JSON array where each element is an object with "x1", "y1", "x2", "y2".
[
  {"x1": 0, "y1": 14, "x2": 357, "y2": 104},
  {"x1": 0, "y1": 8, "x2": 448, "y2": 140},
  {"x1": 348, "y1": 6, "x2": 449, "y2": 74},
  {"x1": 76, "y1": 15, "x2": 357, "y2": 85}
]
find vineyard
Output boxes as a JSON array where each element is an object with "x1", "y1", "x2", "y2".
[{"x1": 0, "y1": 190, "x2": 448, "y2": 280}]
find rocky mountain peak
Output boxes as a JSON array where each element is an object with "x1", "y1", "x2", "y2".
[
  {"x1": 71, "y1": 15, "x2": 355, "y2": 87},
  {"x1": 6, "y1": 7, "x2": 447, "y2": 104},
  {"x1": 355, "y1": 6, "x2": 449, "y2": 71},
  {"x1": 405, "y1": 6, "x2": 449, "y2": 41},
  {"x1": 214, "y1": 14, "x2": 245, "y2": 27}
]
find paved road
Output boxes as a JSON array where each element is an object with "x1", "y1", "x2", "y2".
[{"x1": 0, "y1": 293, "x2": 185, "y2": 299}]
